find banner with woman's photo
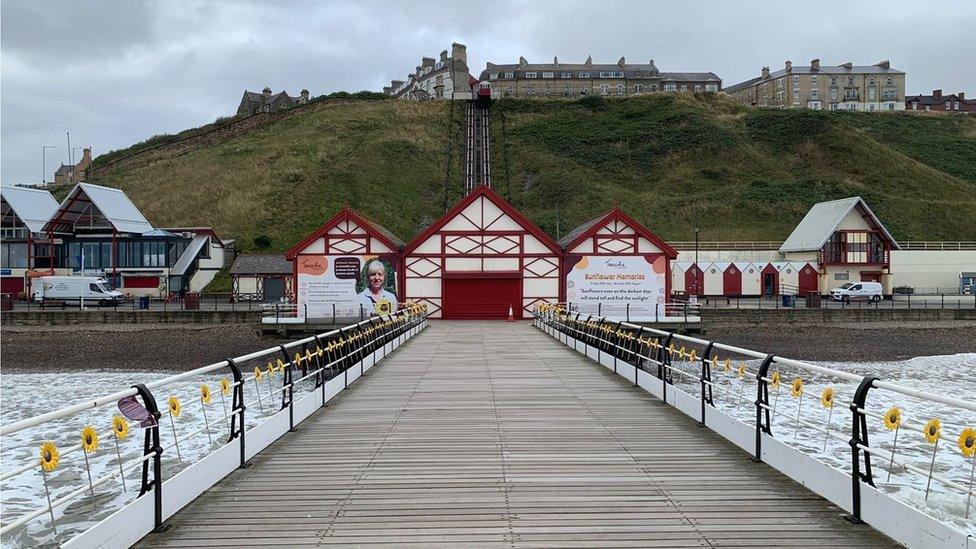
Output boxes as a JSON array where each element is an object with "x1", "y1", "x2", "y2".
[{"x1": 296, "y1": 255, "x2": 397, "y2": 318}]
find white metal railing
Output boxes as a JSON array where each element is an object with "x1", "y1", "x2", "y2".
[
  {"x1": 533, "y1": 304, "x2": 976, "y2": 542},
  {"x1": 900, "y1": 241, "x2": 976, "y2": 251},
  {"x1": 0, "y1": 304, "x2": 429, "y2": 546},
  {"x1": 563, "y1": 301, "x2": 701, "y2": 322}
]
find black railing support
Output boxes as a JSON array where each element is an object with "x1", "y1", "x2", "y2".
[
  {"x1": 277, "y1": 345, "x2": 295, "y2": 431},
  {"x1": 633, "y1": 327, "x2": 645, "y2": 387},
  {"x1": 132, "y1": 383, "x2": 169, "y2": 533},
  {"x1": 753, "y1": 355, "x2": 775, "y2": 462},
  {"x1": 225, "y1": 358, "x2": 248, "y2": 468},
  {"x1": 698, "y1": 342, "x2": 714, "y2": 427},
  {"x1": 658, "y1": 333, "x2": 674, "y2": 405},
  {"x1": 846, "y1": 375, "x2": 878, "y2": 524},
  {"x1": 612, "y1": 321, "x2": 622, "y2": 373}
]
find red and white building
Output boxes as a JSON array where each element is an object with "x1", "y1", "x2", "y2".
[
  {"x1": 559, "y1": 207, "x2": 677, "y2": 318},
  {"x1": 402, "y1": 185, "x2": 561, "y2": 319}
]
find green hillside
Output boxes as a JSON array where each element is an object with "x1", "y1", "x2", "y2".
[{"x1": 92, "y1": 95, "x2": 976, "y2": 250}]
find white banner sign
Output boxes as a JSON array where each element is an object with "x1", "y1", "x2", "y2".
[
  {"x1": 297, "y1": 255, "x2": 397, "y2": 319},
  {"x1": 565, "y1": 255, "x2": 667, "y2": 319}
]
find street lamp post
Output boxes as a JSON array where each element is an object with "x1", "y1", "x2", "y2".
[
  {"x1": 42, "y1": 146, "x2": 56, "y2": 185},
  {"x1": 693, "y1": 226, "x2": 700, "y2": 297}
]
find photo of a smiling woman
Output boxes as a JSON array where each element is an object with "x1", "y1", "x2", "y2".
[{"x1": 357, "y1": 259, "x2": 397, "y2": 314}]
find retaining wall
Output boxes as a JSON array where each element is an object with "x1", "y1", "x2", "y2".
[{"x1": 2, "y1": 310, "x2": 261, "y2": 326}]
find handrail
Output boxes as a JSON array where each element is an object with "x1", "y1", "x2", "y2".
[
  {"x1": 532, "y1": 303, "x2": 976, "y2": 533},
  {"x1": 0, "y1": 303, "x2": 429, "y2": 544}
]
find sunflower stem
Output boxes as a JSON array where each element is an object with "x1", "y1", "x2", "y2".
[
  {"x1": 114, "y1": 434, "x2": 127, "y2": 492},
  {"x1": 924, "y1": 439, "x2": 939, "y2": 500},
  {"x1": 169, "y1": 412, "x2": 182, "y2": 464},
  {"x1": 41, "y1": 470, "x2": 57, "y2": 534},
  {"x1": 794, "y1": 394, "x2": 803, "y2": 440},
  {"x1": 772, "y1": 386, "x2": 780, "y2": 420},
  {"x1": 886, "y1": 425, "x2": 899, "y2": 482},
  {"x1": 82, "y1": 450, "x2": 94, "y2": 496},
  {"x1": 201, "y1": 399, "x2": 212, "y2": 444},
  {"x1": 219, "y1": 389, "x2": 228, "y2": 429},
  {"x1": 254, "y1": 377, "x2": 266, "y2": 413},
  {"x1": 966, "y1": 455, "x2": 974, "y2": 519},
  {"x1": 823, "y1": 405, "x2": 833, "y2": 452}
]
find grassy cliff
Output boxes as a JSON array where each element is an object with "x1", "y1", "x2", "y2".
[{"x1": 93, "y1": 95, "x2": 976, "y2": 250}]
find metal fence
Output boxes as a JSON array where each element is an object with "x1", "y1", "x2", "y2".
[
  {"x1": 0, "y1": 304, "x2": 429, "y2": 546},
  {"x1": 533, "y1": 304, "x2": 976, "y2": 545}
]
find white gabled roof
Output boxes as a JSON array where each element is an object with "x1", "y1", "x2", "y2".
[
  {"x1": 0, "y1": 185, "x2": 59, "y2": 233},
  {"x1": 45, "y1": 182, "x2": 153, "y2": 235},
  {"x1": 779, "y1": 196, "x2": 899, "y2": 252}
]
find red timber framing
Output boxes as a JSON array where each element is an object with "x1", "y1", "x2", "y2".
[
  {"x1": 402, "y1": 185, "x2": 561, "y2": 319},
  {"x1": 285, "y1": 206, "x2": 403, "y2": 303},
  {"x1": 561, "y1": 207, "x2": 677, "y2": 302}
]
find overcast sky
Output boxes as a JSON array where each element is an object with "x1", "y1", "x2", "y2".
[{"x1": 2, "y1": 0, "x2": 974, "y2": 184}]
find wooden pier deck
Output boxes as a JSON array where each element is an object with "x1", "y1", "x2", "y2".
[{"x1": 139, "y1": 321, "x2": 894, "y2": 547}]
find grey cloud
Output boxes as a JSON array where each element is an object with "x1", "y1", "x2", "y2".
[{"x1": 2, "y1": 0, "x2": 975, "y2": 183}]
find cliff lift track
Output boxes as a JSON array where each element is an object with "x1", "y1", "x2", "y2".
[{"x1": 464, "y1": 100, "x2": 491, "y2": 195}]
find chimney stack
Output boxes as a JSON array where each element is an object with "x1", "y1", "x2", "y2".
[
  {"x1": 874, "y1": 60, "x2": 890, "y2": 69},
  {"x1": 584, "y1": 55, "x2": 593, "y2": 67},
  {"x1": 451, "y1": 43, "x2": 467, "y2": 65},
  {"x1": 811, "y1": 58, "x2": 821, "y2": 71},
  {"x1": 553, "y1": 56, "x2": 558, "y2": 67},
  {"x1": 262, "y1": 86, "x2": 272, "y2": 97},
  {"x1": 785, "y1": 60, "x2": 792, "y2": 72},
  {"x1": 840, "y1": 62, "x2": 853, "y2": 70},
  {"x1": 957, "y1": 92, "x2": 965, "y2": 100},
  {"x1": 761, "y1": 66, "x2": 770, "y2": 79},
  {"x1": 932, "y1": 89, "x2": 942, "y2": 100}
]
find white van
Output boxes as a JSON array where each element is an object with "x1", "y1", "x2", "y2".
[
  {"x1": 33, "y1": 276, "x2": 124, "y2": 306},
  {"x1": 829, "y1": 281, "x2": 883, "y2": 303}
]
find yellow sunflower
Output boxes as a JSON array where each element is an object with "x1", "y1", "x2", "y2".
[
  {"x1": 253, "y1": 366, "x2": 264, "y2": 380},
  {"x1": 820, "y1": 387, "x2": 834, "y2": 409},
  {"x1": 276, "y1": 358, "x2": 286, "y2": 370},
  {"x1": 316, "y1": 346, "x2": 324, "y2": 358},
  {"x1": 883, "y1": 407, "x2": 901, "y2": 431},
  {"x1": 736, "y1": 363, "x2": 747, "y2": 379},
  {"x1": 923, "y1": 418, "x2": 941, "y2": 444},
  {"x1": 790, "y1": 378, "x2": 804, "y2": 398},
  {"x1": 677, "y1": 345, "x2": 686, "y2": 360},
  {"x1": 81, "y1": 425, "x2": 99, "y2": 453},
  {"x1": 687, "y1": 349, "x2": 698, "y2": 362},
  {"x1": 958, "y1": 427, "x2": 976, "y2": 457},
  {"x1": 723, "y1": 359, "x2": 732, "y2": 374},
  {"x1": 39, "y1": 441, "x2": 59, "y2": 472},
  {"x1": 293, "y1": 352, "x2": 302, "y2": 365},
  {"x1": 168, "y1": 396, "x2": 182, "y2": 417},
  {"x1": 112, "y1": 414, "x2": 130, "y2": 439},
  {"x1": 200, "y1": 384, "x2": 212, "y2": 405},
  {"x1": 667, "y1": 342, "x2": 675, "y2": 356},
  {"x1": 770, "y1": 371, "x2": 781, "y2": 390},
  {"x1": 220, "y1": 377, "x2": 232, "y2": 396}
]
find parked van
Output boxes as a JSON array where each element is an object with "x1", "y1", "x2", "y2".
[
  {"x1": 33, "y1": 276, "x2": 124, "y2": 306},
  {"x1": 828, "y1": 281, "x2": 883, "y2": 303}
]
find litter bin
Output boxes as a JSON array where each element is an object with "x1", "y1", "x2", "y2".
[
  {"x1": 138, "y1": 296, "x2": 150, "y2": 310},
  {"x1": 781, "y1": 294, "x2": 793, "y2": 308},
  {"x1": 805, "y1": 293, "x2": 822, "y2": 309}
]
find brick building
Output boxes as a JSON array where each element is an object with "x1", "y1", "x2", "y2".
[
  {"x1": 53, "y1": 148, "x2": 92, "y2": 185},
  {"x1": 385, "y1": 44, "x2": 473, "y2": 100},
  {"x1": 237, "y1": 87, "x2": 310, "y2": 116},
  {"x1": 906, "y1": 89, "x2": 976, "y2": 112},
  {"x1": 725, "y1": 59, "x2": 905, "y2": 112},
  {"x1": 478, "y1": 56, "x2": 720, "y2": 98}
]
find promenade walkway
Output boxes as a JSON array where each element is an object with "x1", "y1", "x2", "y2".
[{"x1": 139, "y1": 321, "x2": 894, "y2": 547}]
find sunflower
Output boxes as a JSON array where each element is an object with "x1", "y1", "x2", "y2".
[
  {"x1": 293, "y1": 352, "x2": 302, "y2": 365},
  {"x1": 220, "y1": 377, "x2": 232, "y2": 396},
  {"x1": 790, "y1": 378, "x2": 804, "y2": 398},
  {"x1": 40, "y1": 441, "x2": 59, "y2": 472},
  {"x1": 253, "y1": 366, "x2": 264, "y2": 381},
  {"x1": 737, "y1": 364, "x2": 747, "y2": 379},
  {"x1": 770, "y1": 371, "x2": 781, "y2": 390},
  {"x1": 820, "y1": 387, "x2": 834, "y2": 408},
  {"x1": 923, "y1": 418, "x2": 941, "y2": 444},
  {"x1": 112, "y1": 415, "x2": 130, "y2": 439},
  {"x1": 667, "y1": 342, "x2": 675, "y2": 356},
  {"x1": 276, "y1": 358, "x2": 286, "y2": 370},
  {"x1": 168, "y1": 396, "x2": 182, "y2": 417},
  {"x1": 883, "y1": 407, "x2": 901, "y2": 431},
  {"x1": 677, "y1": 345, "x2": 686, "y2": 359},
  {"x1": 200, "y1": 384, "x2": 212, "y2": 404},
  {"x1": 687, "y1": 349, "x2": 698, "y2": 362},
  {"x1": 959, "y1": 427, "x2": 976, "y2": 458},
  {"x1": 723, "y1": 359, "x2": 732, "y2": 374},
  {"x1": 80, "y1": 425, "x2": 100, "y2": 453}
]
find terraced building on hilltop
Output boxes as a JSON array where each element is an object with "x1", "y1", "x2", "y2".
[
  {"x1": 478, "y1": 56, "x2": 721, "y2": 98},
  {"x1": 725, "y1": 59, "x2": 905, "y2": 112}
]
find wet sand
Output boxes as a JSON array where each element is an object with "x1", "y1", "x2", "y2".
[{"x1": 1, "y1": 320, "x2": 974, "y2": 374}]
